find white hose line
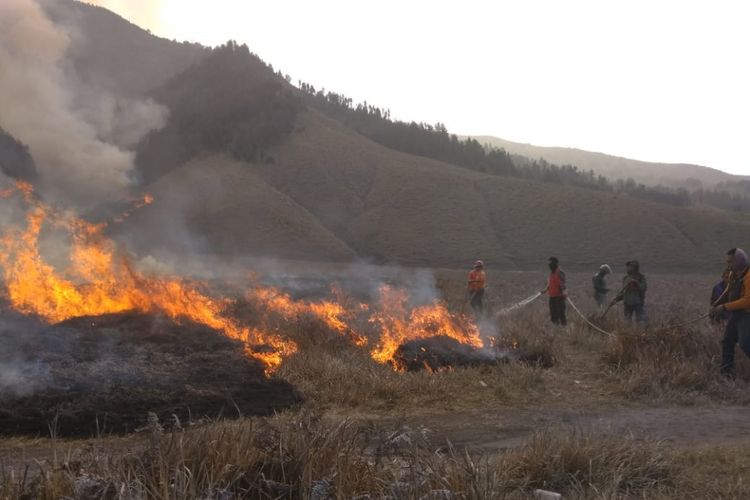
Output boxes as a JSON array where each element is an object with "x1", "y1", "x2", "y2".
[
  {"x1": 496, "y1": 292, "x2": 543, "y2": 317},
  {"x1": 566, "y1": 296, "x2": 616, "y2": 337}
]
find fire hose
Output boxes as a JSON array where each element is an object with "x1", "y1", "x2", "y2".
[
  {"x1": 495, "y1": 291, "x2": 543, "y2": 317},
  {"x1": 494, "y1": 276, "x2": 728, "y2": 337},
  {"x1": 597, "y1": 281, "x2": 630, "y2": 320},
  {"x1": 566, "y1": 296, "x2": 615, "y2": 337},
  {"x1": 652, "y1": 272, "x2": 731, "y2": 333}
]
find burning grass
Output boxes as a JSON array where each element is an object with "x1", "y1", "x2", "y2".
[
  {"x1": 0, "y1": 182, "x2": 297, "y2": 373},
  {"x1": 0, "y1": 181, "x2": 507, "y2": 377}
]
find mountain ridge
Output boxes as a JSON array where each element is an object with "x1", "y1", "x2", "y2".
[{"x1": 471, "y1": 135, "x2": 748, "y2": 189}]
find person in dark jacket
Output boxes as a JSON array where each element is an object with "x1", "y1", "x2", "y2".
[
  {"x1": 612, "y1": 260, "x2": 647, "y2": 322},
  {"x1": 592, "y1": 264, "x2": 612, "y2": 307},
  {"x1": 711, "y1": 248, "x2": 750, "y2": 378},
  {"x1": 541, "y1": 256, "x2": 567, "y2": 325}
]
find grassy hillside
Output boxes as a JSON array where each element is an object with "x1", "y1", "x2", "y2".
[
  {"x1": 41, "y1": 0, "x2": 207, "y2": 97},
  {"x1": 49, "y1": 1, "x2": 750, "y2": 271},
  {"x1": 123, "y1": 109, "x2": 750, "y2": 271},
  {"x1": 473, "y1": 135, "x2": 746, "y2": 190},
  {"x1": 121, "y1": 154, "x2": 355, "y2": 261}
]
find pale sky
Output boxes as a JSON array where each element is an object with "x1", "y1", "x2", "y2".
[{"x1": 89, "y1": 0, "x2": 750, "y2": 175}]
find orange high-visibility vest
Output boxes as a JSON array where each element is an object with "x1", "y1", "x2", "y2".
[
  {"x1": 468, "y1": 270, "x2": 486, "y2": 291},
  {"x1": 548, "y1": 269, "x2": 566, "y2": 297}
]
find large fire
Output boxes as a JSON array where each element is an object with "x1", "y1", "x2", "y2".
[
  {"x1": 0, "y1": 182, "x2": 296, "y2": 373},
  {"x1": 0, "y1": 181, "x2": 488, "y2": 374}
]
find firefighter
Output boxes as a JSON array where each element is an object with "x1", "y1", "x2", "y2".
[
  {"x1": 592, "y1": 264, "x2": 612, "y2": 307},
  {"x1": 467, "y1": 260, "x2": 486, "y2": 315},
  {"x1": 541, "y1": 256, "x2": 567, "y2": 325},
  {"x1": 612, "y1": 260, "x2": 647, "y2": 323},
  {"x1": 711, "y1": 248, "x2": 750, "y2": 378}
]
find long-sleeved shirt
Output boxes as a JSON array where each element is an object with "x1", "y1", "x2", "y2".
[
  {"x1": 592, "y1": 274, "x2": 610, "y2": 295},
  {"x1": 725, "y1": 270, "x2": 750, "y2": 312},
  {"x1": 618, "y1": 273, "x2": 647, "y2": 306}
]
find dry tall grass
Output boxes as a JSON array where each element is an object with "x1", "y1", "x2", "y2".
[
  {"x1": 601, "y1": 321, "x2": 750, "y2": 403},
  {"x1": 0, "y1": 413, "x2": 687, "y2": 499}
]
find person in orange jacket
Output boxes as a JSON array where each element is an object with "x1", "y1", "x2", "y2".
[
  {"x1": 541, "y1": 256, "x2": 567, "y2": 325},
  {"x1": 467, "y1": 260, "x2": 486, "y2": 315},
  {"x1": 711, "y1": 248, "x2": 750, "y2": 378}
]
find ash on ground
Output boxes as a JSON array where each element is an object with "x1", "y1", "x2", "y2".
[
  {"x1": 0, "y1": 311, "x2": 300, "y2": 437},
  {"x1": 393, "y1": 336, "x2": 512, "y2": 372}
]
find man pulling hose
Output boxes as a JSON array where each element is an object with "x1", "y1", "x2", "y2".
[{"x1": 711, "y1": 248, "x2": 750, "y2": 378}]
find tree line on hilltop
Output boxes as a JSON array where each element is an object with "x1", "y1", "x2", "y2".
[{"x1": 298, "y1": 82, "x2": 750, "y2": 213}]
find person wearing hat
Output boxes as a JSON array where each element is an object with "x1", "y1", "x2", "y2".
[
  {"x1": 592, "y1": 264, "x2": 612, "y2": 307},
  {"x1": 541, "y1": 256, "x2": 567, "y2": 325},
  {"x1": 467, "y1": 260, "x2": 486, "y2": 315},
  {"x1": 711, "y1": 248, "x2": 750, "y2": 378},
  {"x1": 612, "y1": 260, "x2": 647, "y2": 323}
]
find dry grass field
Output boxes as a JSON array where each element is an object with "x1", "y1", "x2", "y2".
[{"x1": 2, "y1": 269, "x2": 749, "y2": 499}]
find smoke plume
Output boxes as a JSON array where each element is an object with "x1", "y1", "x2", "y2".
[{"x1": 0, "y1": 0, "x2": 166, "y2": 208}]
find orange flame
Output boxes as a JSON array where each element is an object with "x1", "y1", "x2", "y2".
[
  {"x1": 368, "y1": 285, "x2": 484, "y2": 369},
  {"x1": 113, "y1": 192, "x2": 155, "y2": 223},
  {"x1": 0, "y1": 184, "x2": 296, "y2": 373},
  {"x1": 248, "y1": 285, "x2": 368, "y2": 346}
]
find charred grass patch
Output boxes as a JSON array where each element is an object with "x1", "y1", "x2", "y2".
[{"x1": 0, "y1": 312, "x2": 300, "y2": 438}]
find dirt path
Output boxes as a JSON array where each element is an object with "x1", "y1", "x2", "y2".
[
  {"x1": 411, "y1": 405, "x2": 750, "y2": 452},
  {"x1": 2, "y1": 405, "x2": 748, "y2": 477}
]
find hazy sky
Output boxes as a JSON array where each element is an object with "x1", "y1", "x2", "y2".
[{"x1": 89, "y1": 0, "x2": 750, "y2": 175}]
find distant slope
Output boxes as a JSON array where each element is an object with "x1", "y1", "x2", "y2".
[
  {"x1": 135, "y1": 42, "x2": 301, "y2": 183},
  {"x1": 123, "y1": 109, "x2": 750, "y2": 271},
  {"x1": 120, "y1": 153, "x2": 356, "y2": 261},
  {"x1": 472, "y1": 136, "x2": 746, "y2": 190},
  {"x1": 50, "y1": 1, "x2": 750, "y2": 271},
  {"x1": 41, "y1": 0, "x2": 207, "y2": 97}
]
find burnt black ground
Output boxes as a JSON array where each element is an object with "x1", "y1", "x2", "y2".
[
  {"x1": 0, "y1": 311, "x2": 301, "y2": 437},
  {"x1": 393, "y1": 336, "x2": 505, "y2": 372}
]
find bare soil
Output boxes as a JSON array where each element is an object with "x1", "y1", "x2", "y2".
[{"x1": 412, "y1": 405, "x2": 750, "y2": 452}]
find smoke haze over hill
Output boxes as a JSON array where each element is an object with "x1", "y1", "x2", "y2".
[{"x1": 0, "y1": 0, "x2": 166, "y2": 207}]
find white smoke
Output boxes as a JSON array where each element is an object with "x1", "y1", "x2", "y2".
[
  {"x1": 0, "y1": 0, "x2": 167, "y2": 208},
  {"x1": 0, "y1": 361, "x2": 50, "y2": 398},
  {"x1": 75, "y1": 88, "x2": 168, "y2": 149}
]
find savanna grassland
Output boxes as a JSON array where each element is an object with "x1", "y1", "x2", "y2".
[{"x1": 2, "y1": 269, "x2": 749, "y2": 499}]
